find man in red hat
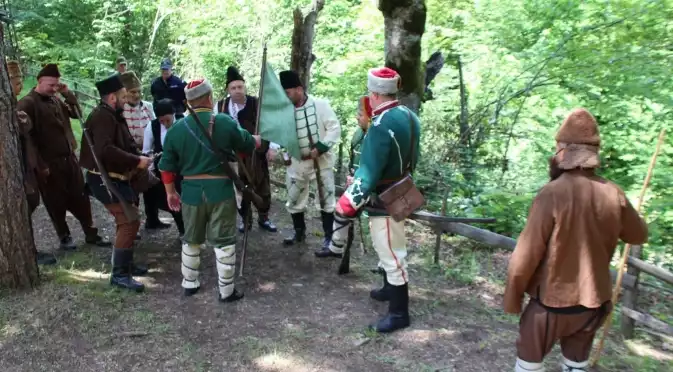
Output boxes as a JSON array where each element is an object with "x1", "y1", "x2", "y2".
[
  {"x1": 316, "y1": 67, "x2": 421, "y2": 334},
  {"x1": 504, "y1": 108, "x2": 649, "y2": 372},
  {"x1": 17, "y1": 63, "x2": 111, "y2": 251},
  {"x1": 215, "y1": 66, "x2": 277, "y2": 233}
]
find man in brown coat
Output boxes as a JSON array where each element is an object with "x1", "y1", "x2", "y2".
[
  {"x1": 504, "y1": 108, "x2": 649, "y2": 372},
  {"x1": 8, "y1": 60, "x2": 56, "y2": 265},
  {"x1": 17, "y1": 63, "x2": 110, "y2": 251},
  {"x1": 80, "y1": 74, "x2": 153, "y2": 292}
]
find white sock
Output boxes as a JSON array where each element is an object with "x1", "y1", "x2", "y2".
[
  {"x1": 515, "y1": 358, "x2": 545, "y2": 372},
  {"x1": 561, "y1": 357, "x2": 588, "y2": 372}
]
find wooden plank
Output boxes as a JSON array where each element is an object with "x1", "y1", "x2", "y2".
[
  {"x1": 621, "y1": 307, "x2": 673, "y2": 336},
  {"x1": 621, "y1": 245, "x2": 643, "y2": 339},
  {"x1": 627, "y1": 256, "x2": 673, "y2": 285}
]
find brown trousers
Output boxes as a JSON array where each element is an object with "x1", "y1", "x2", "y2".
[
  {"x1": 105, "y1": 203, "x2": 140, "y2": 249},
  {"x1": 517, "y1": 299, "x2": 611, "y2": 363},
  {"x1": 239, "y1": 152, "x2": 272, "y2": 217},
  {"x1": 39, "y1": 154, "x2": 97, "y2": 239}
]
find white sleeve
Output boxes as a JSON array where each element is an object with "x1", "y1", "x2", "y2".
[
  {"x1": 145, "y1": 102, "x2": 156, "y2": 120},
  {"x1": 142, "y1": 124, "x2": 154, "y2": 154},
  {"x1": 316, "y1": 99, "x2": 341, "y2": 149},
  {"x1": 269, "y1": 142, "x2": 281, "y2": 150}
]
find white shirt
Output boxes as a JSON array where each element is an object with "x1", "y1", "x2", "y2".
[
  {"x1": 122, "y1": 101, "x2": 155, "y2": 147},
  {"x1": 213, "y1": 96, "x2": 281, "y2": 150},
  {"x1": 142, "y1": 121, "x2": 168, "y2": 154}
]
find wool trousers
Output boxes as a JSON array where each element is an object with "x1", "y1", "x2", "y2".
[
  {"x1": 39, "y1": 154, "x2": 98, "y2": 239},
  {"x1": 516, "y1": 299, "x2": 611, "y2": 365},
  {"x1": 285, "y1": 158, "x2": 335, "y2": 214},
  {"x1": 180, "y1": 199, "x2": 237, "y2": 298},
  {"x1": 105, "y1": 203, "x2": 141, "y2": 249}
]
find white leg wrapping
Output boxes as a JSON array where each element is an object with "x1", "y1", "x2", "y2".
[
  {"x1": 515, "y1": 358, "x2": 545, "y2": 372},
  {"x1": 181, "y1": 243, "x2": 202, "y2": 289},
  {"x1": 328, "y1": 213, "x2": 352, "y2": 254},
  {"x1": 370, "y1": 216, "x2": 408, "y2": 285},
  {"x1": 561, "y1": 357, "x2": 588, "y2": 372},
  {"x1": 285, "y1": 161, "x2": 311, "y2": 214},
  {"x1": 230, "y1": 162, "x2": 242, "y2": 210},
  {"x1": 214, "y1": 244, "x2": 236, "y2": 298},
  {"x1": 311, "y1": 167, "x2": 335, "y2": 213}
]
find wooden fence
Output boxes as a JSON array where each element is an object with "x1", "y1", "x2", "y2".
[{"x1": 270, "y1": 176, "x2": 673, "y2": 339}]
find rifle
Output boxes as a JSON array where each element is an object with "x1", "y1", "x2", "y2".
[
  {"x1": 240, "y1": 43, "x2": 267, "y2": 277},
  {"x1": 183, "y1": 104, "x2": 265, "y2": 210},
  {"x1": 303, "y1": 109, "x2": 326, "y2": 210},
  {"x1": 75, "y1": 105, "x2": 139, "y2": 222},
  {"x1": 338, "y1": 129, "x2": 363, "y2": 275}
]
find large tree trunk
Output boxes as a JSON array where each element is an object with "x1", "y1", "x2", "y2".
[
  {"x1": 378, "y1": 0, "x2": 427, "y2": 114},
  {"x1": 0, "y1": 25, "x2": 40, "y2": 290},
  {"x1": 290, "y1": 0, "x2": 325, "y2": 92}
]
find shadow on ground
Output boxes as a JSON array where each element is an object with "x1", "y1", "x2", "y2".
[{"x1": 0, "y1": 199, "x2": 670, "y2": 371}]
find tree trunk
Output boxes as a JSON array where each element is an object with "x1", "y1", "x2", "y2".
[
  {"x1": 290, "y1": 0, "x2": 325, "y2": 93},
  {"x1": 0, "y1": 25, "x2": 40, "y2": 290},
  {"x1": 379, "y1": 0, "x2": 427, "y2": 114}
]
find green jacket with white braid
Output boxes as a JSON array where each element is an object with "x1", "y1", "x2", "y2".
[{"x1": 338, "y1": 101, "x2": 421, "y2": 217}]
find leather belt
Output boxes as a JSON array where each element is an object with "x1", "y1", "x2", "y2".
[
  {"x1": 183, "y1": 174, "x2": 229, "y2": 180},
  {"x1": 87, "y1": 169, "x2": 129, "y2": 181}
]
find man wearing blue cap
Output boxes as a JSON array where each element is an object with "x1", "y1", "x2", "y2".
[{"x1": 150, "y1": 58, "x2": 187, "y2": 119}]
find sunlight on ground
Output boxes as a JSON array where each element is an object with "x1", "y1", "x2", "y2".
[
  {"x1": 626, "y1": 339, "x2": 673, "y2": 361},
  {"x1": 258, "y1": 281, "x2": 278, "y2": 293},
  {"x1": 55, "y1": 268, "x2": 161, "y2": 289},
  {"x1": 254, "y1": 352, "x2": 313, "y2": 372},
  {"x1": 1, "y1": 324, "x2": 22, "y2": 338}
]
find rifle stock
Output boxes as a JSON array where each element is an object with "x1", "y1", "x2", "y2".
[{"x1": 76, "y1": 110, "x2": 138, "y2": 222}]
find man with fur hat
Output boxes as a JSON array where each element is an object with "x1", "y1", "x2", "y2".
[
  {"x1": 17, "y1": 63, "x2": 111, "y2": 251},
  {"x1": 120, "y1": 71, "x2": 170, "y2": 230},
  {"x1": 150, "y1": 58, "x2": 187, "y2": 119},
  {"x1": 8, "y1": 60, "x2": 57, "y2": 265},
  {"x1": 278, "y1": 70, "x2": 341, "y2": 250},
  {"x1": 214, "y1": 66, "x2": 277, "y2": 233},
  {"x1": 316, "y1": 67, "x2": 420, "y2": 334},
  {"x1": 504, "y1": 108, "x2": 649, "y2": 372},
  {"x1": 159, "y1": 78, "x2": 261, "y2": 302},
  {"x1": 80, "y1": 74, "x2": 153, "y2": 292}
]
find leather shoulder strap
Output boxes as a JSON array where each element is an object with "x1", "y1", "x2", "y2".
[
  {"x1": 208, "y1": 114, "x2": 216, "y2": 136},
  {"x1": 405, "y1": 108, "x2": 416, "y2": 174}
]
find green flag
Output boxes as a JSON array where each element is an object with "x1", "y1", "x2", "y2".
[{"x1": 258, "y1": 62, "x2": 301, "y2": 160}]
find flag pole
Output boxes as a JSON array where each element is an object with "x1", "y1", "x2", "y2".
[{"x1": 239, "y1": 42, "x2": 268, "y2": 278}]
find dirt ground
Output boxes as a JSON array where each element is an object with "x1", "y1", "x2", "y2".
[{"x1": 0, "y1": 196, "x2": 671, "y2": 372}]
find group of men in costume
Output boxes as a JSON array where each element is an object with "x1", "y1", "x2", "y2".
[{"x1": 8, "y1": 57, "x2": 651, "y2": 356}]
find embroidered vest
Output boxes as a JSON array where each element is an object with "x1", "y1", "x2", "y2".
[{"x1": 294, "y1": 99, "x2": 319, "y2": 157}]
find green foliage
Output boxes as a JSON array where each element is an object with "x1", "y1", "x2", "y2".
[{"x1": 12, "y1": 0, "x2": 673, "y2": 270}]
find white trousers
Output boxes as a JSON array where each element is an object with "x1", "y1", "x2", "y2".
[
  {"x1": 285, "y1": 158, "x2": 335, "y2": 214},
  {"x1": 329, "y1": 215, "x2": 408, "y2": 285},
  {"x1": 181, "y1": 243, "x2": 236, "y2": 298}
]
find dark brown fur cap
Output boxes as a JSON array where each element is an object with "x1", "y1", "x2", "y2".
[{"x1": 555, "y1": 108, "x2": 600, "y2": 146}]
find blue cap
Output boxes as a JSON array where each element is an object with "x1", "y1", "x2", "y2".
[{"x1": 160, "y1": 58, "x2": 172, "y2": 70}]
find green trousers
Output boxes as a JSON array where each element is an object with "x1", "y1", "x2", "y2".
[{"x1": 182, "y1": 198, "x2": 237, "y2": 247}]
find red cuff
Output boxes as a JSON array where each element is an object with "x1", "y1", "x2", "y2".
[
  {"x1": 337, "y1": 195, "x2": 357, "y2": 217},
  {"x1": 160, "y1": 171, "x2": 176, "y2": 184}
]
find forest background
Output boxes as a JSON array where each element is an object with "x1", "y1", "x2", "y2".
[{"x1": 12, "y1": 0, "x2": 672, "y2": 279}]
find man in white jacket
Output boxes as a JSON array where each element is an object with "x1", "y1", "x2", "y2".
[{"x1": 279, "y1": 70, "x2": 341, "y2": 250}]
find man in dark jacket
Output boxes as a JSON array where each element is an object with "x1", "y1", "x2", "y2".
[
  {"x1": 150, "y1": 58, "x2": 187, "y2": 119},
  {"x1": 17, "y1": 63, "x2": 110, "y2": 251},
  {"x1": 80, "y1": 74, "x2": 153, "y2": 292},
  {"x1": 215, "y1": 66, "x2": 276, "y2": 233}
]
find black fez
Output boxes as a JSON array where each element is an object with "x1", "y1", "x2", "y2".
[
  {"x1": 37, "y1": 64, "x2": 61, "y2": 79},
  {"x1": 279, "y1": 70, "x2": 302, "y2": 89},
  {"x1": 154, "y1": 98, "x2": 175, "y2": 117},
  {"x1": 226, "y1": 66, "x2": 245, "y2": 87},
  {"x1": 95, "y1": 75, "x2": 124, "y2": 96}
]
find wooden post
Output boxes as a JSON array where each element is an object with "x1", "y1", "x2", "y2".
[{"x1": 620, "y1": 245, "x2": 642, "y2": 339}]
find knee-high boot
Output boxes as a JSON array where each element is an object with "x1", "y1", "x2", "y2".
[
  {"x1": 110, "y1": 248, "x2": 145, "y2": 292},
  {"x1": 320, "y1": 211, "x2": 334, "y2": 250},
  {"x1": 283, "y1": 212, "x2": 306, "y2": 245},
  {"x1": 370, "y1": 271, "x2": 392, "y2": 302},
  {"x1": 370, "y1": 283, "x2": 410, "y2": 333}
]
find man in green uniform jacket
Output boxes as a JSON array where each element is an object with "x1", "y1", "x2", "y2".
[
  {"x1": 158, "y1": 78, "x2": 261, "y2": 302},
  {"x1": 316, "y1": 67, "x2": 421, "y2": 334}
]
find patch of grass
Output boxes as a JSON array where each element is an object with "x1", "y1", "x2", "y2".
[{"x1": 444, "y1": 249, "x2": 481, "y2": 285}]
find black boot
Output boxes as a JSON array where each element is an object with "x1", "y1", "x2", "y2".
[
  {"x1": 59, "y1": 235, "x2": 77, "y2": 251},
  {"x1": 258, "y1": 216, "x2": 278, "y2": 233},
  {"x1": 219, "y1": 289, "x2": 245, "y2": 303},
  {"x1": 36, "y1": 251, "x2": 57, "y2": 265},
  {"x1": 145, "y1": 193, "x2": 171, "y2": 229},
  {"x1": 320, "y1": 211, "x2": 334, "y2": 250},
  {"x1": 283, "y1": 213, "x2": 306, "y2": 245},
  {"x1": 370, "y1": 271, "x2": 392, "y2": 302},
  {"x1": 132, "y1": 263, "x2": 149, "y2": 276},
  {"x1": 110, "y1": 248, "x2": 145, "y2": 293},
  {"x1": 369, "y1": 283, "x2": 410, "y2": 333},
  {"x1": 237, "y1": 205, "x2": 253, "y2": 233},
  {"x1": 85, "y1": 234, "x2": 112, "y2": 247}
]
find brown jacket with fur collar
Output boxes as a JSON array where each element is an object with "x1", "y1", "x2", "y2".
[{"x1": 504, "y1": 170, "x2": 648, "y2": 313}]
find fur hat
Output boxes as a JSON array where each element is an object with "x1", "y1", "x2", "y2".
[
  {"x1": 226, "y1": 66, "x2": 244, "y2": 87},
  {"x1": 154, "y1": 98, "x2": 175, "y2": 117},
  {"x1": 555, "y1": 108, "x2": 601, "y2": 170},
  {"x1": 7, "y1": 60, "x2": 22, "y2": 79},
  {"x1": 367, "y1": 67, "x2": 400, "y2": 95},
  {"x1": 184, "y1": 78, "x2": 213, "y2": 101},
  {"x1": 279, "y1": 70, "x2": 302, "y2": 89},
  {"x1": 37, "y1": 63, "x2": 61, "y2": 79},
  {"x1": 120, "y1": 71, "x2": 141, "y2": 90},
  {"x1": 95, "y1": 75, "x2": 124, "y2": 96}
]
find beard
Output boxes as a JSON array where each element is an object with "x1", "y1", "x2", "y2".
[{"x1": 548, "y1": 156, "x2": 564, "y2": 181}]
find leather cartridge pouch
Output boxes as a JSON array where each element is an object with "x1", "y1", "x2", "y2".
[
  {"x1": 377, "y1": 108, "x2": 424, "y2": 222},
  {"x1": 129, "y1": 167, "x2": 160, "y2": 194}
]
